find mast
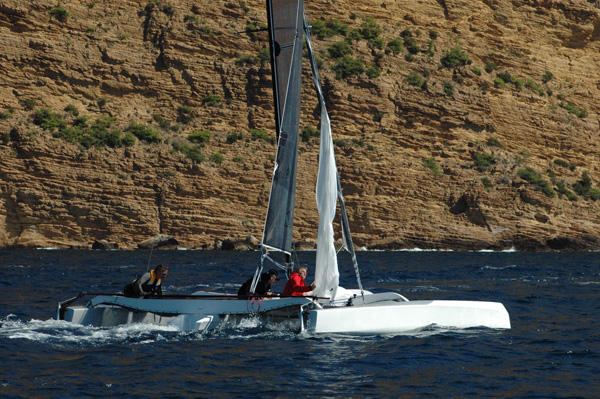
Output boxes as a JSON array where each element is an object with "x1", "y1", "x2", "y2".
[
  {"x1": 266, "y1": 0, "x2": 281, "y2": 140},
  {"x1": 260, "y1": 0, "x2": 304, "y2": 274}
]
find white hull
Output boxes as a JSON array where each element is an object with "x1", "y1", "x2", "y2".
[
  {"x1": 59, "y1": 293, "x2": 311, "y2": 332},
  {"x1": 305, "y1": 295, "x2": 511, "y2": 335},
  {"x1": 59, "y1": 291, "x2": 510, "y2": 335}
]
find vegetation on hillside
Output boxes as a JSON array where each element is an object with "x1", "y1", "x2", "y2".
[{"x1": 0, "y1": 2, "x2": 597, "y2": 208}]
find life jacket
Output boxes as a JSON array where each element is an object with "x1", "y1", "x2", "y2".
[{"x1": 140, "y1": 270, "x2": 162, "y2": 293}]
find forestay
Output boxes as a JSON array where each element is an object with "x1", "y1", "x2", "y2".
[{"x1": 304, "y1": 16, "x2": 363, "y2": 299}]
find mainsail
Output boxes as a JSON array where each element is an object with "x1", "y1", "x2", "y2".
[
  {"x1": 259, "y1": 0, "x2": 362, "y2": 298},
  {"x1": 261, "y1": 0, "x2": 304, "y2": 270}
]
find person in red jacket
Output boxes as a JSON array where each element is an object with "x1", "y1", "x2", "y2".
[{"x1": 283, "y1": 266, "x2": 316, "y2": 296}]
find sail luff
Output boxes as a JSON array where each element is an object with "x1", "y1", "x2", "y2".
[{"x1": 261, "y1": 0, "x2": 304, "y2": 262}]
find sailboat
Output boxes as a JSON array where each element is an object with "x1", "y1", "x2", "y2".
[{"x1": 58, "y1": 0, "x2": 510, "y2": 334}]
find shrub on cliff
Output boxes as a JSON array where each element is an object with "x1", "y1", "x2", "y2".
[
  {"x1": 177, "y1": 105, "x2": 193, "y2": 124},
  {"x1": 234, "y1": 55, "x2": 256, "y2": 66},
  {"x1": 372, "y1": 110, "x2": 384, "y2": 122},
  {"x1": 559, "y1": 102, "x2": 588, "y2": 118},
  {"x1": 555, "y1": 180, "x2": 578, "y2": 201},
  {"x1": 387, "y1": 38, "x2": 403, "y2": 54},
  {"x1": 481, "y1": 177, "x2": 493, "y2": 188},
  {"x1": 327, "y1": 41, "x2": 352, "y2": 59},
  {"x1": 424, "y1": 157, "x2": 441, "y2": 176},
  {"x1": 403, "y1": 37, "x2": 420, "y2": 54},
  {"x1": 152, "y1": 114, "x2": 171, "y2": 130},
  {"x1": 33, "y1": 108, "x2": 67, "y2": 131},
  {"x1": 51, "y1": 116, "x2": 132, "y2": 149},
  {"x1": 426, "y1": 40, "x2": 435, "y2": 56},
  {"x1": 0, "y1": 109, "x2": 13, "y2": 120},
  {"x1": 485, "y1": 61, "x2": 497, "y2": 73},
  {"x1": 369, "y1": 37, "x2": 385, "y2": 50},
  {"x1": 54, "y1": 126, "x2": 84, "y2": 144},
  {"x1": 311, "y1": 18, "x2": 348, "y2": 39},
  {"x1": 250, "y1": 128, "x2": 276, "y2": 144},
  {"x1": 440, "y1": 46, "x2": 472, "y2": 68},
  {"x1": 553, "y1": 159, "x2": 576, "y2": 171},
  {"x1": 226, "y1": 132, "x2": 243, "y2": 144},
  {"x1": 525, "y1": 79, "x2": 545, "y2": 96},
  {"x1": 360, "y1": 17, "x2": 381, "y2": 40},
  {"x1": 172, "y1": 141, "x2": 205, "y2": 162},
  {"x1": 440, "y1": 46, "x2": 471, "y2": 68},
  {"x1": 256, "y1": 46, "x2": 270, "y2": 64},
  {"x1": 406, "y1": 71, "x2": 425, "y2": 88},
  {"x1": 497, "y1": 71, "x2": 522, "y2": 89},
  {"x1": 85, "y1": 116, "x2": 123, "y2": 148},
  {"x1": 572, "y1": 171, "x2": 599, "y2": 200},
  {"x1": 128, "y1": 122, "x2": 162, "y2": 143},
  {"x1": 122, "y1": 132, "x2": 136, "y2": 147},
  {"x1": 64, "y1": 104, "x2": 79, "y2": 117},
  {"x1": 473, "y1": 153, "x2": 495, "y2": 172},
  {"x1": 48, "y1": 6, "x2": 70, "y2": 22},
  {"x1": 201, "y1": 95, "x2": 222, "y2": 107},
  {"x1": 366, "y1": 66, "x2": 380, "y2": 79},
  {"x1": 443, "y1": 80, "x2": 454, "y2": 96},
  {"x1": 332, "y1": 56, "x2": 364, "y2": 79},
  {"x1": 486, "y1": 137, "x2": 504, "y2": 148},
  {"x1": 346, "y1": 28, "x2": 363, "y2": 43},
  {"x1": 188, "y1": 130, "x2": 210, "y2": 144},
  {"x1": 301, "y1": 125, "x2": 319, "y2": 142},
  {"x1": 1, "y1": 132, "x2": 10, "y2": 144},
  {"x1": 211, "y1": 152, "x2": 225, "y2": 164},
  {"x1": 517, "y1": 167, "x2": 555, "y2": 197},
  {"x1": 542, "y1": 70, "x2": 554, "y2": 83}
]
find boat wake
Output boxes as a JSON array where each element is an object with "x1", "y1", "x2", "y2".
[
  {"x1": 0, "y1": 314, "x2": 504, "y2": 347},
  {"x1": 0, "y1": 315, "x2": 190, "y2": 347},
  {"x1": 0, "y1": 314, "x2": 306, "y2": 346}
]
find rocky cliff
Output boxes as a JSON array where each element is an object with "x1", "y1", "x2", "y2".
[{"x1": 1, "y1": 0, "x2": 600, "y2": 250}]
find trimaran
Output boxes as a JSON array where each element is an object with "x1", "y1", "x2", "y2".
[{"x1": 58, "y1": 0, "x2": 510, "y2": 334}]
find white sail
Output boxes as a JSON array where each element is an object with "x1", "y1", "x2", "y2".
[{"x1": 313, "y1": 105, "x2": 339, "y2": 299}]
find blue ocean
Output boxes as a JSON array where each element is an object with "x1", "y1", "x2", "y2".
[{"x1": 1, "y1": 249, "x2": 598, "y2": 398}]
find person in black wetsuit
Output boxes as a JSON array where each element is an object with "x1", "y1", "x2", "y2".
[
  {"x1": 238, "y1": 269, "x2": 279, "y2": 297},
  {"x1": 124, "y1": 264, "x2": 168, "y2": 298}
]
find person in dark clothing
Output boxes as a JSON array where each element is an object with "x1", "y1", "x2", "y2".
[
  {"x1": 238, "y1": 269, "x2": 280, "y2": 297},
  {"x1": 124, "y1": 264, "x2": 168, "y2": 298}
]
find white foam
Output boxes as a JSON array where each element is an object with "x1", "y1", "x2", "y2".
[{"x1": 0, "y1": 316, "x2": 181, "y2": 347}]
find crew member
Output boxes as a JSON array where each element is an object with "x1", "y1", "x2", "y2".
[
  {"x1": 282, "y1": 266, "x2": 316, "y2": 296},
  {"x1": 238, "y1": 269, "x2": 280, "y2": 297},
  {"x1": 124, "y1": 264, "x2": 168, "y2": 298}
]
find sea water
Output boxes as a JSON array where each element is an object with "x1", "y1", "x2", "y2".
[{"x1": 0, "y1": 249, "x2": 598, "y2": 398}]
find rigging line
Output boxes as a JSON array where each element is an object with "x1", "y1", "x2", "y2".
[
  {"x1": 303, "y1": 12, "x2": 364, "y2": 299},
  {"x1": 146, "y1": 244, "x2": 154, "y2": 272}
]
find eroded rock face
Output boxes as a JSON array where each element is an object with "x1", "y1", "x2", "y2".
[{"x1": 1, "y1": 0, "x2": 600, "y2": 250}]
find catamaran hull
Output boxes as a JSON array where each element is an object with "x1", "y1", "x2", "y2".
[
  {"x1": 59, "y1": 294, "x2": 311, "y2": 332},
  {"x1": 305, "y1": 300, "x2": 511, "y2": 335}
]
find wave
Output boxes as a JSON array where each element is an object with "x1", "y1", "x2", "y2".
[{"x1": 481, "y1": 264, "x2": 518, "y2": 270}]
